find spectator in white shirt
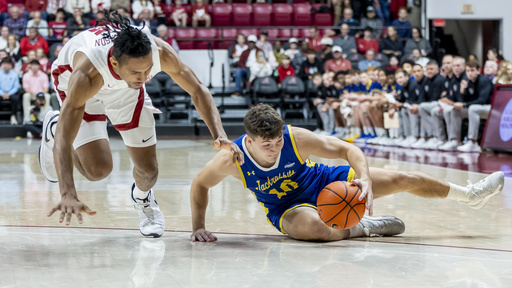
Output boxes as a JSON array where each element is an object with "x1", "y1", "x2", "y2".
[
  {"x1": 26, "y1": 12, "x2": 49, "y2": 38},
  {"x1": 249, "y1": 50, "x2": 273, "y2": 82},
  {"x1": 132, "y1": 0, "x2": 154, "y2": 19},
  {"x1": 0, "y1": 26, "x2": 9, "y2": 50}
]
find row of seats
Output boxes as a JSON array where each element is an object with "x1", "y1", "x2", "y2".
[
  {"x1": 169, "y1": 27, "x2": 332, "y2": 49},
  {"x1": 163, "y1": 3, "x2": 333, "y2": 27}
]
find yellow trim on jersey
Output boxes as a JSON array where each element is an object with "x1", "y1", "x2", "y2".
[
  {"x1": 235, "y1": 159, "x2": 247, "y2": 188},
  {"x1": 347, "y1": 168, "x2": 355, "y2": 182},
  {"x1": 287, "y1": 125, "x2": 304, "y2": 164},
  {"x1": 278, "y1": 203, "x2": 317, "y2": 234}
]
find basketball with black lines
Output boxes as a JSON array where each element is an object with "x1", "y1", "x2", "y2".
[{"x1": 317, "y1": 181, "x2": 366, "y2": 229}]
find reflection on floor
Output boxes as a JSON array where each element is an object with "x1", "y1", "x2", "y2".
[
  {"x1": 0, "y1": 137, "x2": 511, "y2": 287},
  {"x1": 355, "y1": 143, "x2": 512, "y2": 177}
]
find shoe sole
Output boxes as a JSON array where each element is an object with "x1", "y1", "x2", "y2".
[
  {"x1": 140, "y1": 231, "x2": 164, "y2": 238},
  {"x1": 39, "y1": 111, "x2": 59, "y2": 183},
  {"x1": 468, "y1": 173, "x2": 505, "y2": 209}
]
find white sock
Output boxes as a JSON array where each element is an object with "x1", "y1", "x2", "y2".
[
  {"x1": 133, "y1": 184, "x2": 150, "y2": 201},
  {"x1": 348, "y1": 223, "x2": 365, "y2": 238},
  {"x1": 376, "y1": 128, "x2": 387, "y2": 137},
  {"x1": 363, "y1": 126, "x2": 371, "y2": 135},
  {"x1": 354, "y1": 127, "x2": 362, "y2": 135},
  {"x1": 446, "y1": 182, "x2": 469, "y2": 201}
]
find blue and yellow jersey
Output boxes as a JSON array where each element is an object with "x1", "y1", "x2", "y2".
[
  {"x1": 233, "y1": 125, "x2": 354, "y2": 233},
  {"x1": 383, "y1": 83, "x2": 402, "y2": 93},
  {"x1": 359, "y1": 80, "x2": 383, "y2": 94}
]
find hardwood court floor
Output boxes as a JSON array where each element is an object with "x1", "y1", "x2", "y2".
[{"x1": 0, "y1": 137, "x2": 511, "y2": 288}]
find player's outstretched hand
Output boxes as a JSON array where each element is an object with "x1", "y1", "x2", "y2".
[
  {"x1": 351, "y1": 178, "x2": 374, "y2": 216},
  {"x1": 213, "y1": 136, "x2": 244, "y2": 166},
  {"x1": 48, "y1": 195, "x2": 96, "y2": 225},
  {"x1": 191, "y1": 228, "x2": 218, "y2": 242}
]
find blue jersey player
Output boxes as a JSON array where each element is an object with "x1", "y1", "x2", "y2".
[{"x1": 190, "y1": 104, "x2": 504, "y2": 242}]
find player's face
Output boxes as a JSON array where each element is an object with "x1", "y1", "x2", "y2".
[
  {"x1": 413, "y1": 65, "x2": 424, "y2": 80},
  {"x1": 111, "y1": 53, "x2": 154, "y2": 89},
  {"x1": 442, "y1": 56, "x2": 453, "y2": 73},
  {"x1": 360, "y1": 73, "x2": 369, "y2": 84},
  {"x1": 251, "y1": 135, "x2": 284, "y2": 163},
  {"x1": 465, "y1": 66, "x2": 479, "y2": 82},
  {"x1": 453, "y1": 60, "x2": 465, "y2": 76},
  {"x1": 395, "y1": 72, "x2": 406, "y2": 86},
  {"x1": 425, "y1": 64, "x2": 438, "y2": 78}
]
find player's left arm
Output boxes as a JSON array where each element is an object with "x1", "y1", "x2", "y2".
[
  {"x1": 153, "y1": 36, "x2": 244, "y2": 165},
  {"x1": 292, "y1": 127, "x2": 374, "y2": 215}
]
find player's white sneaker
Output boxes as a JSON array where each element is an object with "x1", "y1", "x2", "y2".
[
  {"x1": 360, "y1": 215, "x2": 405, "y2": 237},
  {"x1": 465, "y1": 171, "x2": 505, "y2": 209},
  {"x1": 457, "y1": 141, "x2": 481, "y2": 153},
  {"x1": 131, "y1": 183, "x2": 165, "y2": 237},
  {"x1": 410, "y1": 138, "x2": 427, "y2": 149},
  {"x1": 439, "y1": 140, "x2": 459, "y2": 151},
  {"x1": 38, "y1": 110, "x2": 60, "y2": 183}
]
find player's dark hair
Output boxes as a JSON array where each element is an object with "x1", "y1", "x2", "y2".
[
  {"x1": 103, "y1": 11, "x2": 152, "y2": 65},
  {"x1": 244, "y1": 103, "x2": 285, "y2": 140},
  {"x1": 395, "y1": 68, "x2": 409, "y2": 76},
  {"x1": 466, "y1": 59, "x2": 481, "y2": 70}
]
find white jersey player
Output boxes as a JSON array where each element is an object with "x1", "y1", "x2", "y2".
[{"x1": 40, "y1": 13, "x2": 244, "y2": 237}]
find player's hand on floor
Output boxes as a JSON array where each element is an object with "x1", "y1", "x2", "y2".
[
  {"x1": 351, "y1": 178, "x2": 374, "y2": 216},
  {"x1": 48, "y1": 195, "x2": 96, "y2": 225},
  {"x1": 191, "y1": 228, "x2": 218, "y2": 242},
  {"x1": 213, "y1": 136, "x2": 244, "y2": 166}
]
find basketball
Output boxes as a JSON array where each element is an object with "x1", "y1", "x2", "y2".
[{"x1": 317, "y1": 181, "x2": 366, "y2": 229}]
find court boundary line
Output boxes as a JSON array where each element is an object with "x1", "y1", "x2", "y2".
[{"x1": 1, "y1": 224, "x2": 511, "y2": 253}]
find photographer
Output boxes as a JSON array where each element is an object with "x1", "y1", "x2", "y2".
[{"x1": 24, "y1": 92, "x2": 52, "y2": 138}]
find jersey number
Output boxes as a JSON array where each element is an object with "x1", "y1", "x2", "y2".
[{"x1": 269, "y1": 180, "x2": 298, "y2": 199}]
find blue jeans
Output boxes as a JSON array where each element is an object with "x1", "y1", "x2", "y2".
[
  {"x1": 234, "y1": 68, "x2": 248, "y2": 93},
  {"x1": 378, "y1": 0, "x2": 391, "y2": 26}
]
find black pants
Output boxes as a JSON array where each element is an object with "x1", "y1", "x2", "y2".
[{"x1": 1, "y1": 93, "x2": 19, "y2": 116}]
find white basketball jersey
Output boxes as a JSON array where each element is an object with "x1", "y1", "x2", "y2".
[{"x1": 51, "y1": 25, "x2": 162, "y2": 128}]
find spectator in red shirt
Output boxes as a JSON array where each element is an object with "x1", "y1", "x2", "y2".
[
  {"x1": 171, "y1": 0, "x2": 188, "y2": 27},
  {"x1": 192, "y1": 0, "x2": 210, "y2": 28},
  {"x1": 357, "y1": 26, "x2": 379, "y2": 57},
  {"x1": 25, "y1": 0, "x2": 49, "y2": 20},
  {"x1": 48, "y1": 8, "x2": 67, "y2": 39},
  {"x1": 306, "y1": 26, "x2": 324, "y2": 52},
  {"x1": 21, "y1": 49, "x2": 39, "y2": 74},
  {"x1": 156, "y1": 24, "x2": 180, "y2": 53},
  {"x1": 277, "y1": 55, "x2": 295, "y2": 83},
  {"x1": 20, "y1": 27, "x2": 49, "y2": 56},
  {"x1": 324, "y1": 46, "x2": 352, "y2": 73}
]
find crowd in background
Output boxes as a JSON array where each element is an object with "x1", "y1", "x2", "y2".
[{"x1": 0, "y1": 0, "x2": 506, "y2": 154}]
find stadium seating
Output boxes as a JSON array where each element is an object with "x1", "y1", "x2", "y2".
[
  {"x1": 174, "y1": 29, "x2": 196, "y2": 49},
  {"x1": 218, "y1": 28, "x2": 238, "y2": 49},
  {"x1": 232, "y1": 4, "x2": 253, "y2": 26},
  {"x1": 312, "y1": 4, "x2": 333, "y2": 26},
  {"x1": 272, "y1": 4, "x2": 293, "y2": 26},
  {"x1": 253, "y1": 4, "x2": 273, "y2": 26},
  {"x1": 293, "y1": 4, "x2": 312, "y2": 26},
  {"x1": 238, "y1": 29, "x2": 259, "y2": 39},
  {"x1": 211, "y1": 4, "x2": 233, "y2": 26},
  {"x1": 278, "y1": 28, "x2": 300, "y2": 39},
  {"x1": 195, "y1": 29, "x2": 218, "y2": 49}
]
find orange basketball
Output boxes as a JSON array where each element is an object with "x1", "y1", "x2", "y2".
[{"x1": 317, "y1": 181, "x2": 366, "y2": 229}]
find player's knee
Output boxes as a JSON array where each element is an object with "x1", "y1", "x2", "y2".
[
  {"x1": 291, "y1": 220, "x2": 331, "y2": 241},
  {"x1": 391, "y1": 171, "x2": 416, "y2": 187},
  {"x1": 135, "y1": 161, "x2": 159, "y2": 180},
  {"x1": 85, "y1": 164, "x2": 112, "y2": 181}
]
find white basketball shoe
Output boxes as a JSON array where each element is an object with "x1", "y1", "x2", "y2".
[
  {"x1": 131, "y1": 183, "x2": 165, "y2": 237},
  {"x1": 39, "y1": 110, "x2": 60, "y2": 183},
  {"x1": 465, "y1": 171, "x2": 505, "y2": 209},
  {"x1": 360, "y1": 215, "x2": 405, "y2": 237}
]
